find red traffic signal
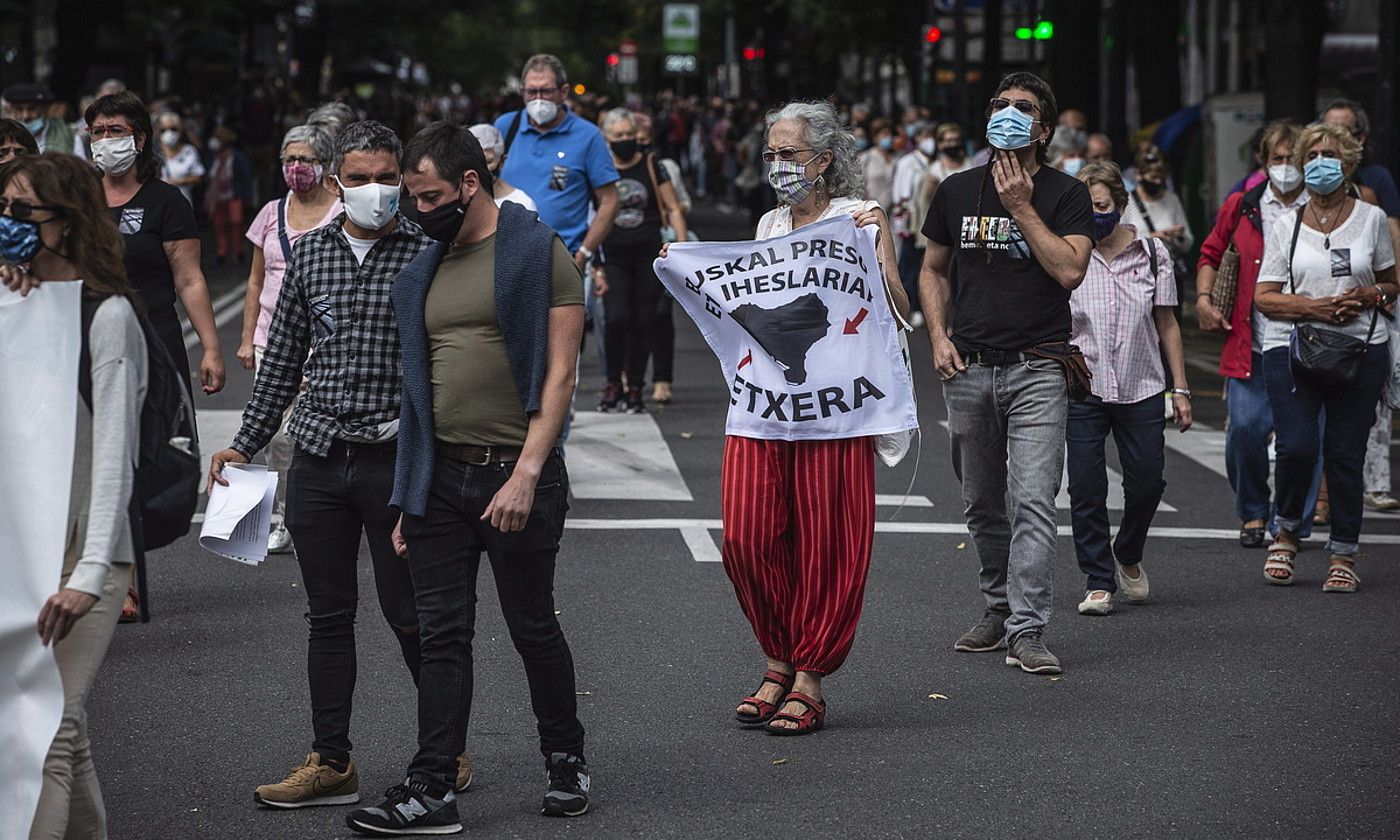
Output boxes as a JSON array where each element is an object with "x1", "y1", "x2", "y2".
[
  {"x1": 606, "y1": 53, "x2": 621, "y2": 66},
  {"x1": 924, "y1": 25, "x2": 942, "y2": 44},
  {"x1": 742, "y1": 47, "x2": 757, "y2": 61}
]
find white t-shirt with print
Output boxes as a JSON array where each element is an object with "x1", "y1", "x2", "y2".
[
  {"x1": 1256, "y1": 199, "x2": 1396, "y2": 351},
  {"x1": 161, "y1": 144, "x2": 206, "y2": 207}
]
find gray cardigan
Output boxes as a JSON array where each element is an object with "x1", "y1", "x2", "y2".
[{"x1": 390, "y1": 201, "x2": 558, "y2": 516}]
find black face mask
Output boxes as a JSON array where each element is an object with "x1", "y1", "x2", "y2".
[
  {"x1": 940, "y1": 145, "x2": 964, "y2": 160},
  {"x1": 417, "y1": 180, "x2": 476, "y2": 244},
  {"x1": 1141, "y1": 179, "x2": 1165, "y2": 197},
  {"x1": 610, "y1": 139, "x2": 639, "y2": 160}
]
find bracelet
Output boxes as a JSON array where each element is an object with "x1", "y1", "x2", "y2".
[
  {"x1": 1195, "y1": 292, "x2": 1213, "y2": 300},
  {"x1": 1171, "y1": 388, "x2": 1192, "y2": 398}
]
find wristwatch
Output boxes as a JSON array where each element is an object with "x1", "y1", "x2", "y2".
[
  {"x1": 576, "y1": 245, "x2": 594, "y2": 261},
  {"x1": 1171, "y1": 388, "x2": 1192, "y2": 399}
]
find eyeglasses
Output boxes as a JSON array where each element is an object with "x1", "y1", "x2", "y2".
[
  {"x1": 523, "y1": 86, "x2": 564, "y2": 99},
  {"x1": 987, "y1": 98, "x2": 1039, "y2": 116},
  {"x1": 87, "y1": 125, "x2": 133, "y2": 140},
  {"x1": 761, "y1": 147, "x2": 815, "y2": 163},
  {"x1": 281, "y1": 155, "x2": 321, "y2": 165},
  {"x1": 0, "y1": 197, "x2": 65, "y2": 220},
  {"x1": 0, "y1": 146, "x2": 26, "y2": 160}
]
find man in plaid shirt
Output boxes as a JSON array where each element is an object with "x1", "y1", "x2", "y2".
[{"x1": 207, "y1": 121, "x2": 470, "y2": 809}]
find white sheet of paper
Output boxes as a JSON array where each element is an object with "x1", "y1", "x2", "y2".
[{"x1": 199, "y1": 464, "x2": 278, "y2": 565}]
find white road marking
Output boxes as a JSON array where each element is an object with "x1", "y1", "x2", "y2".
[
  {"x1": 679, "y1": 526, "x2": 723, "y2": 563},
  {"x1": 875, "y1": 494, "x2": 934, "y2": 507},
  {"x1": 565, "y1": 412, "x2": 693, "y2": 501},
  {"x1": 182, "y1": 283, "x2": 248, "y2": 349}
]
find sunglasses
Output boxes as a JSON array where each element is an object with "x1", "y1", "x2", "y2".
[
  {"x1": 988, "y1": 98, "x2": 1039, "y2": 116},
  {"x1": 761, "y1": 147, "x2": 815, "y2": 163},
  {"x1": 0, "y1": 197, "x2": 65, "y2": 220}
]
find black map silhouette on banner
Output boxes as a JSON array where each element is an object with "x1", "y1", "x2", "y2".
[{"x1": 729, "y1": 293, "x2": 831, "y2": 386}]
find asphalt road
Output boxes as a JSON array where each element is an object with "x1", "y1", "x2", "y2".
[{"x1": 91, "y1": 207, "x2": 1400, "y2": 839}]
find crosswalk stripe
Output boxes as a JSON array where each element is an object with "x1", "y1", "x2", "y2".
[{"x1": 565, "y1": 412, "x2": 693, "y2": 501}]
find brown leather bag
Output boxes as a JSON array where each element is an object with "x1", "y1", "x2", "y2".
[
  {"x1": 1210, "y1": 243, "x2": 1240, "y2": 320},
  {"x1": 1026, "y1": 341, "x2": 1094, "y2": 401}
]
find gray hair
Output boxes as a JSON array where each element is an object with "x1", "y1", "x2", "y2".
[
  {"x1": 765, "y1": 100, "x2": 863, "y2": 199},
  {"x1": 281, "y1": 124, "x2": 333, "y2": 162},
  {"x1": 307, "y1": 102, "x2": 356, "y2": 138},
  {"x1": 331, "y1": 120, "x2": 402, "y2": 175},
  {"x1": 521, "y1": 53, "x2": 568, "y2": 88},
  {"x1": 468, "y1": 123, "x2": 503, "y2": 156},
  {"x1": 1320, "y1": 98, "x2": 1370, "y2": 136},
  {"x1": 600, "y1": 108, "x2": 636, "y2": 133}
]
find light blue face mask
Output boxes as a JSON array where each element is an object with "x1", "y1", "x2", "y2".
[
  {"x1": 986, "y1": 105, "x2": 1036, "y2": 151},
  {"x1": 24, "y1": 116, "x2": 45, "y2": 136},
  {"x1": 1303, "y1": 155, "x2": 1344, "y2": 195},
  {"x1": 1061, "y1": 157, "x2": 1085, "y2": 177}
]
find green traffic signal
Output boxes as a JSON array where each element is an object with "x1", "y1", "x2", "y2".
[{"x1": 1015, "y1": 21, "x2": 1054, "y2": 40}]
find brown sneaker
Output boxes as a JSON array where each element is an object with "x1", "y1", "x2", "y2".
[
  {"x1": 456, "y1": 752, "x2": 473, "y2": 792},
  {"x1": 253, "y1": 753, "x2": 360, "y2": 809}
]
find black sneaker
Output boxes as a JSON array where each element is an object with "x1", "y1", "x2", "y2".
[
  {"x1": 1005, "y1": 631, "x2": 1062, "y2": 675},
  {"x1": 542, "y1": 752, "x2": 590, "y2": 817},
  {"x1": 953, "y1": 610, "x2": 1010, "y2": 652},
  {"x1": 345, "y1": 778, "x2": 462, "y2": 836},
  {"x1": 625, "y1": 387, "x2": 645, "y2": 414},
  {"x1": 598, "y1": 383, "x2": 622, "y2": 412}
]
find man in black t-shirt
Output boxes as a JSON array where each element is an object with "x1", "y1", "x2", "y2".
[{"x1": 919, "y1": 72, "x2": 1095, "y2": 675}]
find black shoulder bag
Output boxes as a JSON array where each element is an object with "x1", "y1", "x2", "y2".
[{"x1": 1286, "y1": 208, "x2": 1376, "y2": 384}]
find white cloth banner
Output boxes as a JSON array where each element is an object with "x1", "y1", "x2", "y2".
[
  {"x1": 0, "y1": 282, "x2": 78, "y2": 838},
  {"x1": 655, "y1": 214, "x2": 917, "y2": 440}
]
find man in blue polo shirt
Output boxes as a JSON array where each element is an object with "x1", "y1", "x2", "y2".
[{"x1": 496, "y1": 54, "x2": 620, "y2": 272}]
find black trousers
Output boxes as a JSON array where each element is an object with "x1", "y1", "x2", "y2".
[
  {"x1": 603, "y1": 244, "x2": 664, "y2": 387},
  {"x1": 403, "y1": 451, "x2": 585, "y2": 787},
  {"x1": 284, "y1": 439, "x2": 421, "y2": 760}
]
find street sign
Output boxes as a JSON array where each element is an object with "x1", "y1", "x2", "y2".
[
  {"x1": 663, "y1": 3, "x2": 700, "y2": 54},
  {"x1": 664, "y1": 54, "x2": 698, "y2": 76},
  {"x1": 616, "y1": 55, "x2": 639, "y2": 85},
  {"x1": 620, "y1": 39, "x2": 638, "y2": 57}
]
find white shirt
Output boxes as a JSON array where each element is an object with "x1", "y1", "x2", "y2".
[
  {"x1": 495, "y1": 187, "x2": 537, "y2": 212},
  {"x1": 859, "y1": 148, "x2": 897, "y2": 211},
  {"x1": 343, "y1": 230, "x2": 377, "y2": 265},
  {"x1": 1256, "y1": 199, "x2": 1396, "y2": 351},
  {"x1": 1121, "y1": 188, "x2": 1194, "y2": 254},
  {"x1": 160, "y1": 144, "x2": 206, "y2": 207},
  {"x1": 1252, "y1": 186, "x2": 1310, "y2": 352},
  {"x1": 890, "y1": 152, "x2": 934, "y2": 236}
]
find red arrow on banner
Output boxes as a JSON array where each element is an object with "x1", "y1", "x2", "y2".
[
  {"x1": 738, "y1": 349, "x2": 753, "y2": 369},
  {"x1": 844, "y1": 308, "x2": 869, "y2": 334}
]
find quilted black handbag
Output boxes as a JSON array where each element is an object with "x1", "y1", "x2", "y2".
[{"x1": 1284, "y1": 209, "x2": 1376, "y2": 384}]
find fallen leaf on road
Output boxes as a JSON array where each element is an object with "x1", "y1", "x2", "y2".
[
  {"x1": 771, "y1": 758, "x2": 787, "y2": 766},
  {"x1": 554, "y1": 610, "x2": 561, "y2": 615},
  {"x1": 1048, "y1": 677, "x2": 1062, "y2": 682},
  {"x1": 956, "y1": 543, "x2": 966, "y2": 550},
  {"x1": 927, "y1": 693, "x2": 949, "y2": 700},
  {"x1": 681, "y1": 432, "x2": 693, "y2": 439},
  {"x1": 576, "y1": 691, "x2": 592, "y2": 696}
]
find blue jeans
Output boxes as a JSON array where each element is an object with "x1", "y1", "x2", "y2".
[
  {"x1": 1263, "y1": 345, "x2": 1388, "y2": 555},
  {"x1": 943, "y1": 359, "x2": 1066, "y2": 641},
  {"x1": 1066, "y1": 394, "x2": 1166, "y2": 592},
  {"x1": 402, "y1": 450, "x2": 585, "y2": 787},
  {"x1": 1225, "y1": 355, "x2": 1321, "y2": 537}
]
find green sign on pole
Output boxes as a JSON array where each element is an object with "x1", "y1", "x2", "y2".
[{"x1": 663, "y1": 3, "x2": 701, "y2": 54}]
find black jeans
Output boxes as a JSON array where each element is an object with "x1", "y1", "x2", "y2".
[
  {"x1": 1065, "y1": 394, "x2": 1167, "y2": 592},
  {"x1": 603, "y1": 244, "x2": 664, "y2": 387},
  {"x1": 403, "y1": 450, "x2": 584, "y2": 787},
  {"x1": 652, "y1": 293, "x2": 675, "y2": 383},
  {"x1": 284, "y1": 440, "x2": 421, "y2": 761}
]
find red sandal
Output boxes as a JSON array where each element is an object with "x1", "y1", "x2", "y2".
[
  {"x1": 764, "y1": 690, "x2": 826, "y2": 736},
  {"x1": 734, "y1": 669, "x2": 795, "y2": 727}
]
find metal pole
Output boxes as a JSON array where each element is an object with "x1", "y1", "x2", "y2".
[{"x1": 953, "y1": 0, "x2": 968, "y2": 129}]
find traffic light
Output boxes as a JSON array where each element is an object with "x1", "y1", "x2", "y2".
[
  {"x1": 924, "y1": 25, "x2": 942, "y2": 44},
  {"x1": 1015, "y1": 20, "x2": 1055, "y2": 40},
  {"x1": 606, "y1": 53, "x2": 621, "y2": 66},
  {"x1": 742, "y1": 47, "x2": 756, "y2": 61}
]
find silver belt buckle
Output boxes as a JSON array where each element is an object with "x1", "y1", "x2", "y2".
[{"x1": 467, "y1": 446, "x2": 493, "y2": 466}]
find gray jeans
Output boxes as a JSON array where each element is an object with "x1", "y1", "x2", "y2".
[{"x1": 943, "y1": 359, "x2": 1067, "y2": 641}]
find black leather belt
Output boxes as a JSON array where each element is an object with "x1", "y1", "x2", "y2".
[
  {"x1": 436, "y1": 441, "x2": 523, "y2": 465},
  {"x1": 964, "y1": 350, "x2": 1033, "y2": 366}
]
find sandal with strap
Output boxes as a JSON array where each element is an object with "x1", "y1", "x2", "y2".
[
  {"x1": 734, "y1": 669, "x2": 795, "y2": 727},
  {"x1": 764, "y1": 690, "x2": 826, "y2": 737},
  {"x1": 1263, "y1": 541, "x2": 1297, "y2": 586},
  {"x1": 119, "y1": 585, "x2": 141, "y2": 624},
  {"x1": 1322, "y1": 557, "x2": 1360, "y2": 593}
]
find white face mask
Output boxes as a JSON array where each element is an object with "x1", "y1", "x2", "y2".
[
  {"x1": 918, "y1": 138, "x2": 937, "y2": 157},
  {"x1": 160, "y1": 129, "x2": 181, "y2": 147},
  {"x1": 91, "y1": 135, "x2": 138, "y2": 175},
  {"x1": 336, "y1": 178, "x2": 400, "y2": 230},
  {"x1": 1268, "y1": 163, "x2": 1302, "y2": 194},
  {"x1": 525, "y1": 98, "x2": 559, "y2": 126}
]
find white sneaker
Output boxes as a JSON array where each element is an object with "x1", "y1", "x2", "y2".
[
  {"x1": 268, "y1": 520, "x2": 294, "y2": 554},
  {"x1": 1363, "y1": 491, "x2": 1400, "y2": 511},
  {"x1": 1117, "y1": 561, "x2": 1149, "y2": 603},
  {"x1": 1077, "y1": 590, "x2": 1113, "y2": 616}
]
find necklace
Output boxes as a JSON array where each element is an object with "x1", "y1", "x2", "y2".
[{"x1": 1309, "y1": 197, "x2": 1347, "y2": 250}]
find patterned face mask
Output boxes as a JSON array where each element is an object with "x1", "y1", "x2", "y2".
[{"x1": 767, "y1": 154, "x2": 821, "y2": 205}]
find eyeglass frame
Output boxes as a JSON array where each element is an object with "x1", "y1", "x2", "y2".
[
  {"x1": 985, "y1": 97, "x2": 1043, "y2": 121},
  {"x1": 0, "y1": 197, "x2": 66, "y2": 221},
  {"x1": 86, "y1": 123, "x2": 137, "y2": 140},
  {"x1": 522, "y1": 85, "x2": 567, "y2": 100},
  {"x1": 760, "y1": 147, "x2": 818, "y2": 164},
  {"x1": 281, "y1": 155, "x2": 323, "y2": 166}
]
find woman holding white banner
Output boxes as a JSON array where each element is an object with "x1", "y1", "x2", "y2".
[
  {"x1": 664, "y1": 101, "x2": 910, "y2": 736},
  {"x1": 1, "y1": 153, "x2": 148, "y2": 839}
]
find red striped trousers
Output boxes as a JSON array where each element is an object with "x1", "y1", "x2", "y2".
[{"x1": 719, "y1": 435, "x2": 876, "y2": 675}]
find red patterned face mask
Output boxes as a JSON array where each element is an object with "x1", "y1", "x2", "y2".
[{"x1": 283, "y1": 162, "x2": 323, "y2": 193}]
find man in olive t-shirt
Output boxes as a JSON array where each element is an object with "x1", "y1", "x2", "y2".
[{"x1": 348, "y1": 123, "x2": 589, "y2": 836}]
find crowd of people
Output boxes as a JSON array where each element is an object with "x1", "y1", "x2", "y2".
[{"x1": 4, "y1": 50, "x2": 1399, "y2": 839}]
